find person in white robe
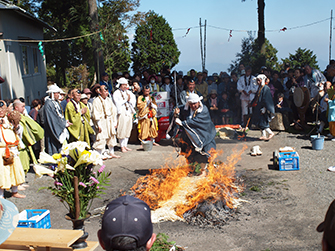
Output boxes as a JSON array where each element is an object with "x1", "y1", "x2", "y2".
[
  {"x1": 113, "y1": 77, "x2": 136, "y2": 153},
  {"x1": 92, "y1": 86, "x2": 120, "y2": 160}
]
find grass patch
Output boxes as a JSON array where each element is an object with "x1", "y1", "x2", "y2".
[
  {"x1": 240, "y1": 192, "x2": 246, "y2": 196},
  {"x1": 151, "y1": 233, "x2": 185, "y2": 251},
  {"x1": 250, "y1": 185, "x2": 261, "y2": 192}
]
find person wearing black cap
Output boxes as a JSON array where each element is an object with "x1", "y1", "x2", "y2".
[
  {"x1": 98, "y1": 195, "x2": 156, "y2": 251},
  {"x1": 317, "y1": 199, "x2": 335, "y2": 250}
]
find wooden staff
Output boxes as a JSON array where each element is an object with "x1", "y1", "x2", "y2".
[{"x1": 74, "y1": 176, "x2": 80, "y2": 219}]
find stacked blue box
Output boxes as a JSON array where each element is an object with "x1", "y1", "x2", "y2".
[
  {"x1": 18, "y1": 209, "x2": 51, "y2": 229},
  {"x1": 278, "y1": 151, "x2": 299, "y2": 171}
]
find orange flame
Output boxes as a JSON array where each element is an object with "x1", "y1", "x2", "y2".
[{"x1": 131, "y1": 145, "x2": 247, "y2": 219}]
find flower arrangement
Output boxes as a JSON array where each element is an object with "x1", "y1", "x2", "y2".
[{"x1": 37, "y1": 142, "x2": 111, "y2": 219}]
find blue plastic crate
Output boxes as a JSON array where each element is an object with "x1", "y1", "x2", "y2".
[
  {"x1": 278, "y1": 151, "x2": 299, "y2": 171},
  {"x1": 18, "y1": 209, "x2": 51, "y2": 229}
]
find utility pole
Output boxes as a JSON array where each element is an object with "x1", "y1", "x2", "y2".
[
  {"x1": 199, "y1": 18, "x2": 203, "y2": 72},
  {"x1": 199, "y1": 18, "x2": 207, "y2": 72},
  {"x1": 330, "y1": 9, "x2": 333, "y2": 64},
  {"x1": 204, "y1": 19, "x2": 207, "y2": 72}
]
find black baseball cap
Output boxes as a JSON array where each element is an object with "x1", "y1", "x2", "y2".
[
  {"x1": 317, "y1": 199, "x2": 335, "y2": 249},
  {"x1": 100, "y1": 195, "x2": 153, "y2": 250}
]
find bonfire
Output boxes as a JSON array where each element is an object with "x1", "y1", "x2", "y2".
[{"x1": 131, "y1": 146, "x2": 247, "y2": 226}]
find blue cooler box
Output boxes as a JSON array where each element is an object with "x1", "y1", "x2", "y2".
[
  {"x1": 278, "y1": 151, "x2": 299, "y2": 171},
  {"x1": 18, "y1": 209, "x2": 51, "y2": 229}
]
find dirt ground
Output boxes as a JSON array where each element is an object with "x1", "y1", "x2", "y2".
[{"x1": 8, "y1": 129, "x2": 332, "y2": 251}]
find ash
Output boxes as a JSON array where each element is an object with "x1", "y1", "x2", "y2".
[{"x1": 183, "y1": 200, "x2": 237, "y2": 229}]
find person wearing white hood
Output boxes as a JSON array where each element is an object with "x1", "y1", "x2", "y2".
[
  {"x1": 253, "y1": 74, "x2": 275, "y2": 140},
  {"x1": 173, "y1": 93, "x2": 216, "y2": 163},
  {"x1": 44, "y1": 84, "x2": 71, "y2": 155},
  {"x1": 113, "y1": 77, "x2": 136, "y2": 153}
]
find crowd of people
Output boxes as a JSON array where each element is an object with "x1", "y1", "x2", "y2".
[{"x1": 1, "y1": 60, "x2": 335, "y2": 200}]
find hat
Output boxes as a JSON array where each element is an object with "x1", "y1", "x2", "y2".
[
  {"x1": 212, "y1": 73, "x2": 218, "y2": 77},
  {"x1": 221, "y1": 72, "x2": 230, "y2": 78},
  {"x1": 116, "y1": 77, "x2": 129, "y2": 89},
  {"x1": 91, "y1": 84, "x2": 101, "y2": 93},
  {"x1": 80, "y1": 94, "x2": 88, "y2": 100},
  {"x1": 208, "y1": 76, "x2": 214, "y2": 82},
  {"x1": 203, "y1": 69, "x2": 208, "y2": 74},
  {"x1": 60, "y1": 89, "x2": 66, "y2": 95},
  {"x1": 317, "y1": 199, "x2": 335, "y2": 249},
  {"x1": 102, "y1": 72, "x2": 109, "y2": 77},
  {"x1": 178, "y1": 71, "x2": 183, "y2": 76},
  {"x1": 0, "y1": 198, "x2": 19, "y2": 245},
  {"x1": 46, "y1": 84, "x2": 62, "y2": 94},
  {"x1": 83, "y1": 88, "x2": 92, "y2": 94},
  {"x1": 256, "y1": 74, "x2": 267, "y2": 86},
  {"x1": 100, "y1": 195, "x2": 153, "y2": 250},
  {"x1": 187, "y1": 93, "x2": 203, "y2": 104},
  {"x1": 210, "y1": 89, "x2": 217, "y2": 95}
]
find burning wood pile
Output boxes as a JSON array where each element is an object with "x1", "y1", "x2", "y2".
[{"x1": 131, "y1": 146, "x2": 247, "y2": 227}]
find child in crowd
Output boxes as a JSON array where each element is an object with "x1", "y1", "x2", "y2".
[
  {"x1": 275, "y1": 93, "x2": 290, "y2": 113},
  {"x1": 218, "y1": 91, "x2": 233, "y2": 125},
  {"x1": 207, "y1": 89, "x2": 220, "y2": 125}
]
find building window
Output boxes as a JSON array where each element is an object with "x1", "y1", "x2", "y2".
[
  {"x1": 32, "y1": 47, "x2": 39, "y2": 74},
  {"x1": 22, "y1": 45, "x2": 29, "y2": 75}
]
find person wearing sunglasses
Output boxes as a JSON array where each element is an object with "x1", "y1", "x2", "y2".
[{"x1": 65, "y1": 89, "x2": 94, "y2": 146}]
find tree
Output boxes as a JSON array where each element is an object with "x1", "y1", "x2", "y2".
[
  {"x1": 98, "y1": 0, "x2": 145, "y2": 75},
  {"x1": 242, "y1": 0, "x2": 266, "y2": 66},
  {"x1": 38, "y1": 0, "x2": 92, "y2": 86},
  {"x1": 131, "y1": 11, "x2": 180, "y2": 74},
  {"x1": 229, "y1": 35, "x2": 278, "y2": 74},
  {"x1": 281, "y1": 47, "x2": 319, "y2": 70}
]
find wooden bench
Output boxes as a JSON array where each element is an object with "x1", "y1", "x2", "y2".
[{"x1": 0, "y1": 228, "x2": 98, "y2": 251}]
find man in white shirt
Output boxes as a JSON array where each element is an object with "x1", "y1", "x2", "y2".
[
  {"x1": 113, "y1": 78, "x2": 136, "y2": 153},
  {"x1": 237, "y1": 66, "x2": 257, "y2": 126},
  {"x1": 92, "y1": 85, "x2": 120, "y2": 160}
]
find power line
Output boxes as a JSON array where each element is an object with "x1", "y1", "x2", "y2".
[{"x1": 0, "y1": 29, "x2": 102, "y2": 43}]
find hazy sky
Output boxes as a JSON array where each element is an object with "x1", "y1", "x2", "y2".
[{"x1": 129, "y1": 0, "x2": 335, "y2": 75}]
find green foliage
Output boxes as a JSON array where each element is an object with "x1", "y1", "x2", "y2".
[
  {"x1": 98, "y1": 5, "x2": 132, "y2": 75},
  {"x1": 46, "y1": 64, "x2": 56, "y2": 82},
  {"x1": 131, "y1": 11, "x2": 180, "y2": 74},
  {"x1": 281, "y1": 47, "x2": 319, "y2": 70},
  {"x1": 229, "y1": 35, "x2": 279, "y2": 74},
  {"x1": 151, "y1": 233, "x2": 184, "y2": 251},
  {"x1": 66, "y1": 64, "x2": 90, "y2": 89},
  {"x1": 37, "y1": 0, "x2": 92, "y2": 87},
  {"x1": 12, "y1": 0, "x2": 39, "y2": 14}
]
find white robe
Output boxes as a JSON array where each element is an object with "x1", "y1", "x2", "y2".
[
  {"x1": 113, "y1": 89, "x2": 136, "y2": 139},
  {"x1": 92, "y1": 96, "x2": 117, "y2": 149}
]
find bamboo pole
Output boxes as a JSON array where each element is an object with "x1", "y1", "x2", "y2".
[{"x1": 74, "y1": 176, "x2": 80, "y2": 219}]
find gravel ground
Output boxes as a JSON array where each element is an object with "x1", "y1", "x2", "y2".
[{"x1": 4, "y1": 129, "x2": 335, "y2": 251}]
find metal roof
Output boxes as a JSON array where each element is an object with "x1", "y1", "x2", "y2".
[{"x1": 0, "y1": 0, "x2": 56, "y2": 31}]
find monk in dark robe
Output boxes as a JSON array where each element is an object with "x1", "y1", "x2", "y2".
[
  {"x1": 174, "y1": 93, "x2": 216, "y2": 163},
  {"x1": 253, "y1": 74, "x2": 275, "y2": 140},
  {"x1": 44, "y1": 84, "x2": 70, "y2": 155}
]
